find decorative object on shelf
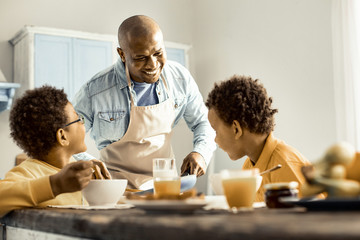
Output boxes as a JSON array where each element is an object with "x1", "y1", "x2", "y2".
[
  {"x1": 0, "y1": 69, "x2": 20, "y2": 112},
  {"x1": 0, "y1": 83, "x2": 20, "y2": 113}
]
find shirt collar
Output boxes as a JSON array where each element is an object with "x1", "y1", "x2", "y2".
[
  {"x1": 114, "y1": 58, "x2": 129, "y2": 89},
  {"x1": 253, "y1": 132, "x2": 278, "y2": 170}
]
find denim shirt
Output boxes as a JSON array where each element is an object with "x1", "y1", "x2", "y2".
[{"x1": 72, "y1": 58, "x2": 216, "y2": 165}]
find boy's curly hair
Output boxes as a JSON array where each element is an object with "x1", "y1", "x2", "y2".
[
  {"x1": 205, "y1": 75, "x2": 278, "y2": 135},
  {"x1": 9, "y1": 85, "x2": 69, "y2": 160}
]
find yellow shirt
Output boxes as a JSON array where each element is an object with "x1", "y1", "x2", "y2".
[
  {"x1": 0, "y1": 158, "x2": 82, "y2": 217},
  {"x1": 242, "y1": 133, "x2": 310, "y2": 202}
]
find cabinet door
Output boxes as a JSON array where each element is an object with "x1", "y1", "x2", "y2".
[
  {"x1": 166, "y1": 47, "x2": 186, "y2": 67},
  {"x1": 34, "y1": 34, "x2": 113, "y2": 100},
  {"x1": 73, "y1": 39, "x2": 113, "y2": 99},
  {"x1": 34, "y1": 34, "x2": 73, "y2": 94}
]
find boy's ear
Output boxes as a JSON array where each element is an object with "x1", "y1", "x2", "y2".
[
  {"x1": 232, "y1": 120, "x2": 243, "y2": 140},
  {"x1": 56, "y1": 128, "x2": 69, "y2": 147}
]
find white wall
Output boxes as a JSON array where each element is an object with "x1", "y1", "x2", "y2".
[
  {"x1": 0, "y1": 0, "x2": 336, "y2": 193},
  {"x1": 192, "y1": 0, "x2": 335, "y2": 173}
]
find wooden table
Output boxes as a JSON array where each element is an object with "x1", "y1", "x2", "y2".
[{"x1": 1, "y1": 204, "x2": 360, "y2": 240}]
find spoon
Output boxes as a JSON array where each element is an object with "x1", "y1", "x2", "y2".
[{"x1": 260, "y1": 164, "x2": 282, "y2": 176}]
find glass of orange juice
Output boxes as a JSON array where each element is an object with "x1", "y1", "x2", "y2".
[
  {"x1": 221, "y1": 168, "x2": 259, "y2": 212},
  {"x1": 153, "y1": 158, "x2": 180, "y2": 197}
]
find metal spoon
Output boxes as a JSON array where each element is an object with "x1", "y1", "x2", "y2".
[{"x1": 260, "y1": 164, "x2": 282, "y2": 175}]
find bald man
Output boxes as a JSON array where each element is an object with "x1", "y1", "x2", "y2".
[{"x1": 72, "y1": 15, "x2": 216, "y2": 189}]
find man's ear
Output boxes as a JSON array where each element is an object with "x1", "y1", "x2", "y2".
[
  {"x1": 56, "y1": 128, "x2": 69, "y2": 147},
  {"x1": 233, "y1": 120, "x2": 243, "y2": 140},
  {"x1": 117, "y1": 48, "x2": 126, "y2": 62}
]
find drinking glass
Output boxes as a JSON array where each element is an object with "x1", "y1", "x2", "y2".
[
  {"x1": 153, "y1": 158, "x2": 180, "y2": 197},
  {"x1": 221, "y1": 168, "x2": 259, "y2": 212}
]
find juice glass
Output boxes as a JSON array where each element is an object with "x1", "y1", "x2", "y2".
[
  {"x1": 153, "y1": 158, "x2": 180, "y2": 197},
  {"x1": 221, "y1": 168, "x2": 259, "y2": 212}
]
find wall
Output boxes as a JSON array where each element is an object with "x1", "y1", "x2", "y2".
[
  {"x1": 0, "y1": 0, "x2": 335, "y2": 194},
  {"x1": 192, "y1": 0, "x2": 335, "y2": 174}
]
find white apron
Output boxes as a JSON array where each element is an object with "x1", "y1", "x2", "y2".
[{"x1": 100, "y1": 66, "x2": 175, "y2": 189}]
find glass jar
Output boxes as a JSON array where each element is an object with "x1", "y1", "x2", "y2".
[{"x1": 264, "y1": 182, "x2": 299, "y2": 208}]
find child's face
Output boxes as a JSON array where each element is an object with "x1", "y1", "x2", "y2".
[
  {"x1": 64, "y1": 102, "x2": 87, "y2": 154},
  {"x1": 208, "y1": 108, "x2": 242, "y2": 160}
]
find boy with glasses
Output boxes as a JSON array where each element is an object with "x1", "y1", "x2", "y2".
[{"x1": 0, "y1": 86, "x2": 110, "y2": 217}]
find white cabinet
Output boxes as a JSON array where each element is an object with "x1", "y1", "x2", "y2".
[
  {"x1": 9, "y1": 26, "x2": 191, "y2": 101},
  {"x1": 9, "y1": 26, "x2": 118, "y2": 101}
]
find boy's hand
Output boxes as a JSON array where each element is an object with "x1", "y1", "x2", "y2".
[
  {"x1": 50, "y1": 160, "x2": 93, "y2": 197},
  {"x1": 90, "y1": 159, "x2": 112, "y2": 180}
]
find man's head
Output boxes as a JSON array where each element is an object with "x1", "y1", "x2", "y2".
[
  {"x1": 117, "y1": 15, "x2": 167, "y2": 84},
  {"x1": 9, "y1": 86, "x2": 86, "y2": 160}
]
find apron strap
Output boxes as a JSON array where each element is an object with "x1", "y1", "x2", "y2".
[{"x1": 125, "y1": 65, "x2": 135, "y2": 105}]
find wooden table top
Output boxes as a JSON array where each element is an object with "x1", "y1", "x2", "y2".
[{"x1": 2, "y1": 204, "x2": 360, "y2": 240}]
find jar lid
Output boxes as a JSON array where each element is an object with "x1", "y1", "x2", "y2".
[{"x1": 264, "y1": 181, "x2": 299, "y2": 190}]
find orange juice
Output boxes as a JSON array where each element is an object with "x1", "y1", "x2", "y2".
[
  {"x1": 154, "y1": 178, "x2": 181, "y2": 197},
  {"x1": 222, "y1": 177, "x2": 256, "y2": 209}
]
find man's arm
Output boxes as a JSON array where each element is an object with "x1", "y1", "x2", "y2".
[
  {"x1": 179, "y1": 69, "x2": 216, "y2": 176},
  {"x1": 0, "y1": 175, "x2": 54, "y2": 217},
  {"x1": 0, "y1": 161, "x2": 96, "y2": 217}
]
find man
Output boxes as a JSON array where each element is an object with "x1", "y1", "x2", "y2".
[
  {"x1": 0, "y1": 86, "x2": 110, "y2": 217},
  {"x1": 73, "y1": 15, "x2": 216, "y2": 189},
  {"x1": 206, "y1": 75, "x2": 310, "y2": 201}
]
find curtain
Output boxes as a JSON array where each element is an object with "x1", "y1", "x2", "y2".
[{"x1": 332, "y1": 0, "x2": 360, "y2": 150}]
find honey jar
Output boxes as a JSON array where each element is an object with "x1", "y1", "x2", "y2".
[{"x1": 264, "y1": 182, "x2": 299, "y2": 208}]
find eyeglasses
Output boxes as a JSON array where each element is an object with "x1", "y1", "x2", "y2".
[{"x1": 64, "y1": 115, "x2": 85, "y2": 127}]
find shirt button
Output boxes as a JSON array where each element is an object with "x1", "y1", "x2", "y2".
[
  {"x1": 110, "y1": 118, "x2": 114, "y2": 121},
  {"x1": 158, "y1": 92, "x2": 161, "y2": 95},
  {"x1": 174, "y1": 104, "x2": 178, "y2": 108}
]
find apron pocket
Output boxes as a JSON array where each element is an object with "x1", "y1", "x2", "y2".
[{"x1": 98, "y1": 110, "x2": 128, "y2": 141}]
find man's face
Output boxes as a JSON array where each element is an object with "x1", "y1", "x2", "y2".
[{"x1": 118, "y1": 30, "x2": 167, "y2": 83}]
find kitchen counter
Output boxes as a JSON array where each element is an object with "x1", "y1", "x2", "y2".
[{"x1": 2, "y1": 202, "x2": 360, "y2": 240}]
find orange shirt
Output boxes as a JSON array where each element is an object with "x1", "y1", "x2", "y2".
[{"x1": 242, "y1": 132, "x2": 310, "y2": 202}]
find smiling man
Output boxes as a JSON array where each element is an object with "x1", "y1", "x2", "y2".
[{"x1": 73, "y1": 15, "x2": 216, "y2": 189}]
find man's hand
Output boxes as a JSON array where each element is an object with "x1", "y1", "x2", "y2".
[
  {"x1": 50, "y1": 161, "x2": 94, "y2": 197},
  {"x1": 180, "y1": 152, "x2": 207, "y2": 177},
  {"x1": 90, "y1": 159, "x2": 112, "y2": 179}
]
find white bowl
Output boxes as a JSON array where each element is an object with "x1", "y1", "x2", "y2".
[
  {"x1": 209, "y1": 173, "x2": 263, "y2": 195},
  {"x1": 82, "y1": 179, "x2": 127, "y2": 206}
]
